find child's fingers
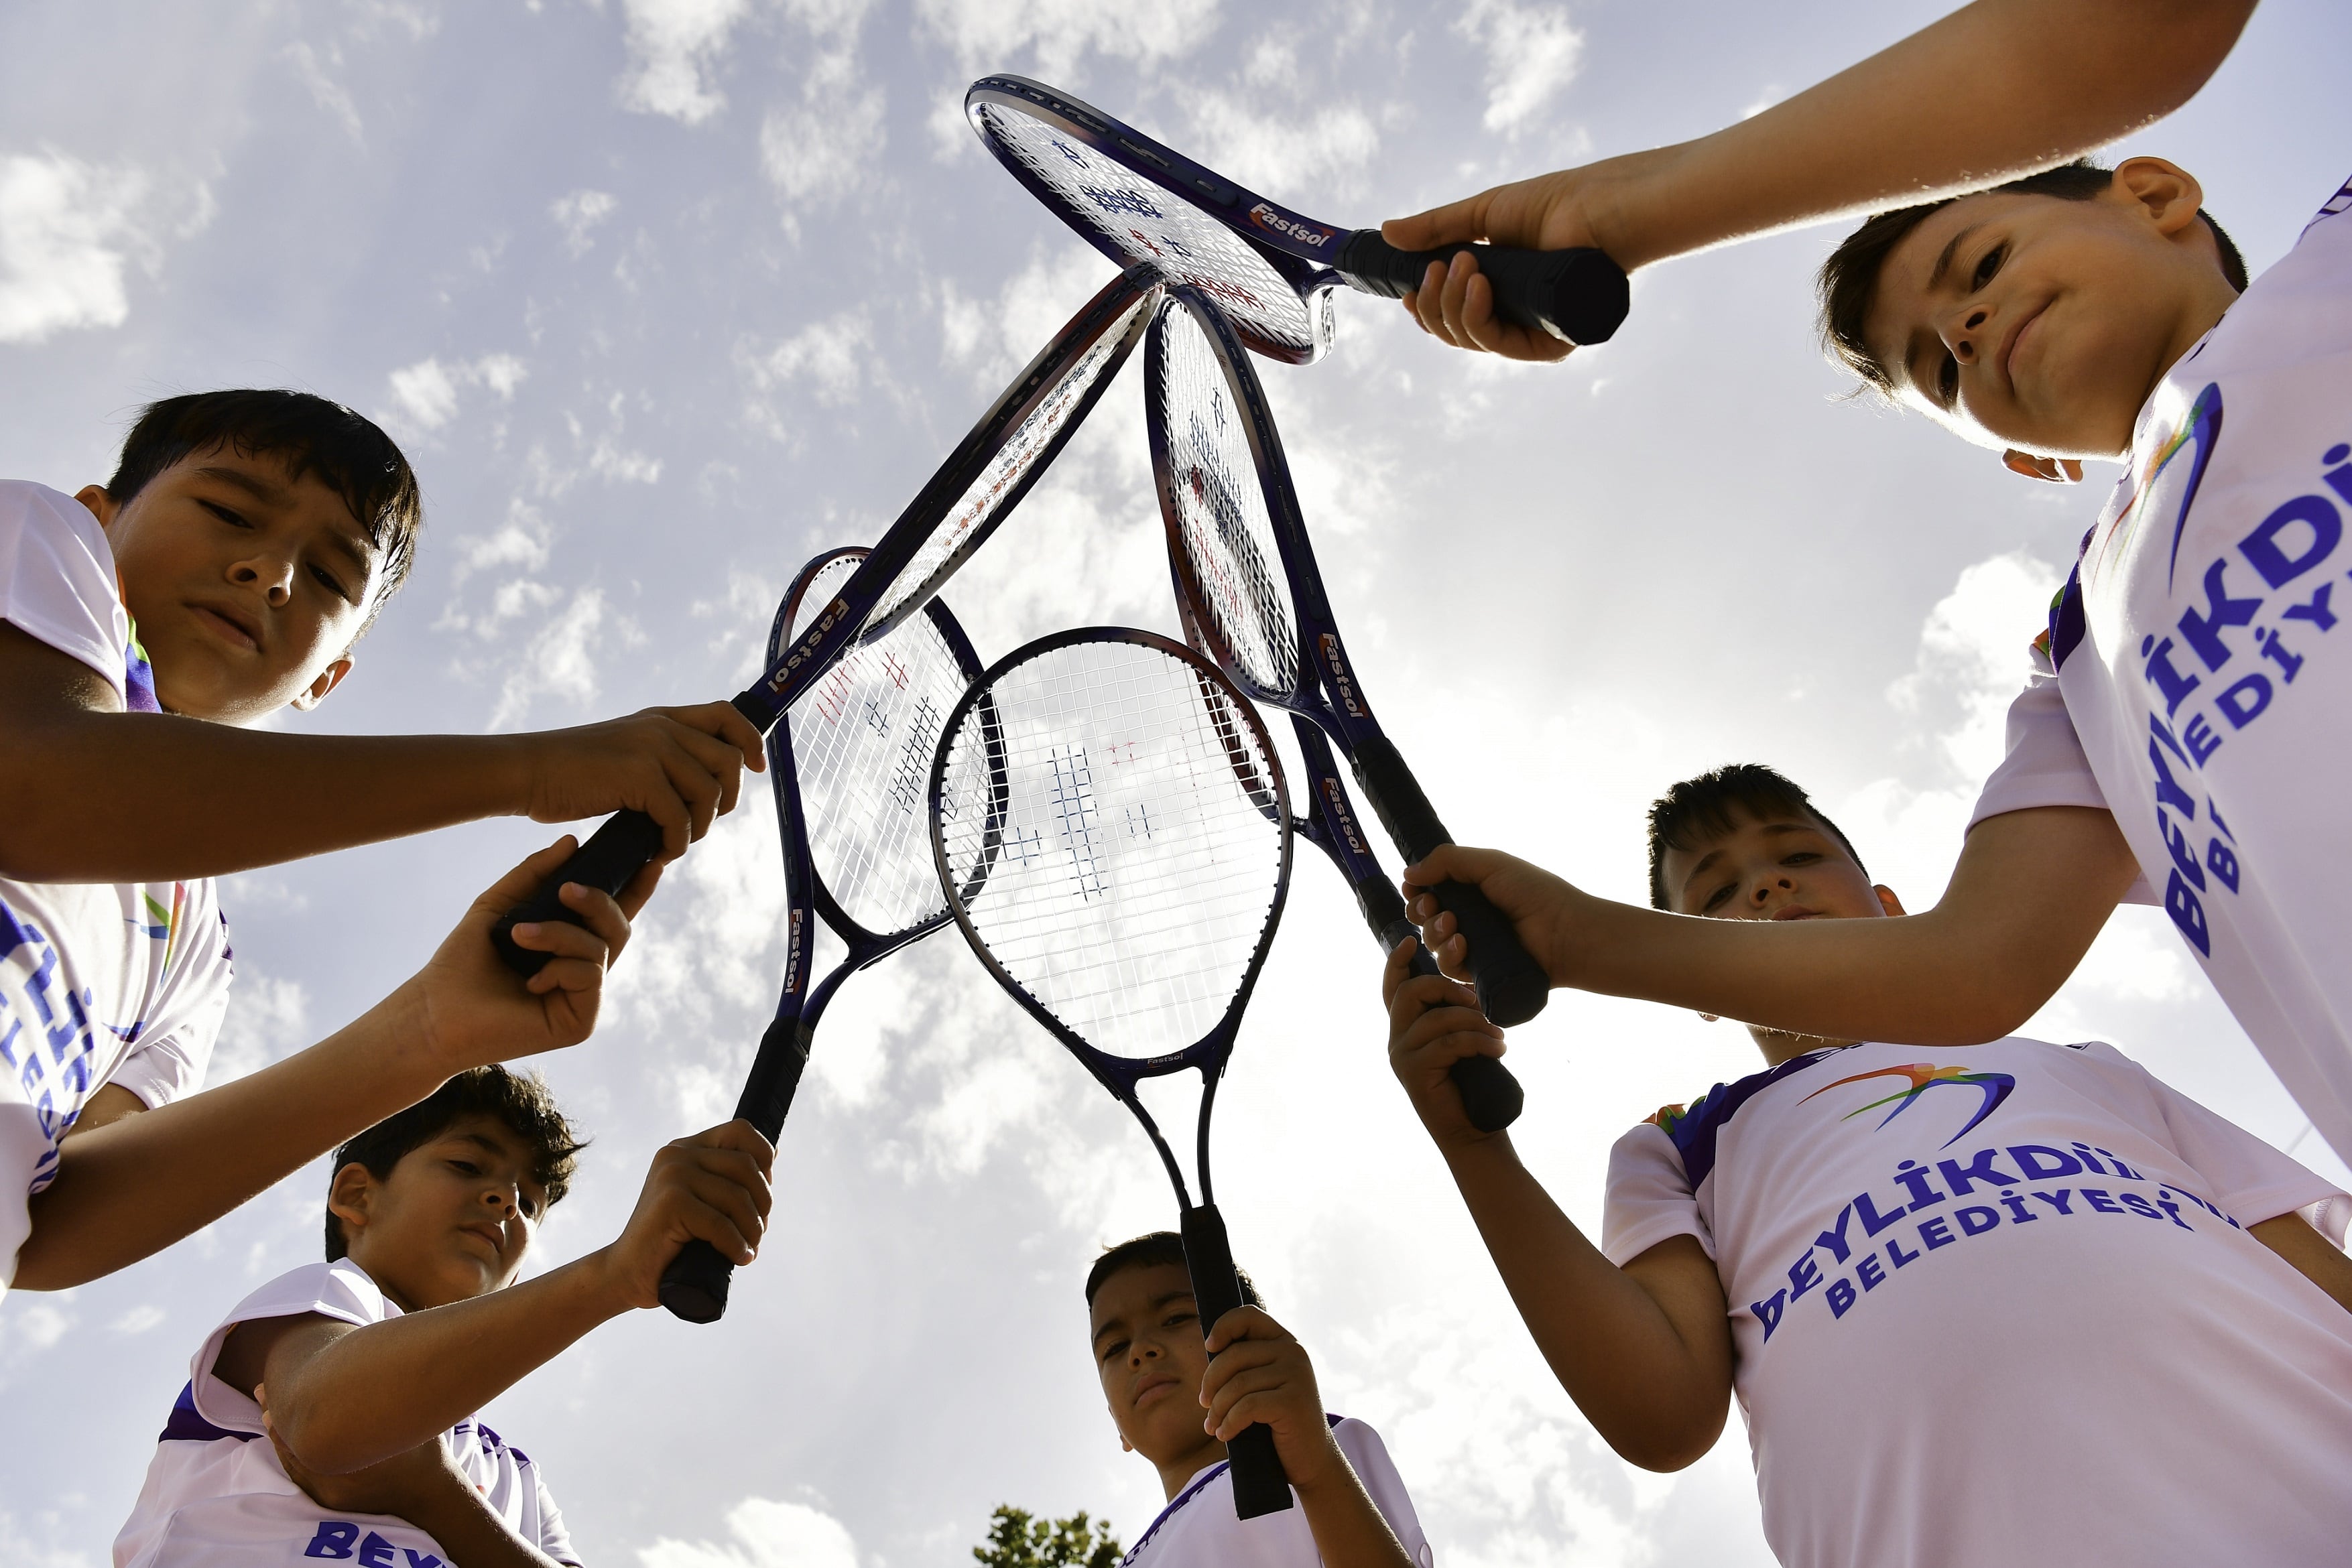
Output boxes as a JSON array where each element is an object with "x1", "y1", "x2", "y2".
[
  {"x1": 1379, "y1": 935, "x2": 1418, "y2": 1007},
  {"x1": 1201, "y1": 1303, "x2": 1283, "y2": 1357},
  {"x1": 673, "y1": 699, "x2": 768, "y2": 775},
  {"x1": 614, "y1": 856, "x2": 666, "y2": 923},
  {"x1": 670, "y1": 1165, "x2": 769, "y2": 1255},
  {"x1": 1379, "y1": 190, "x2": 1491, "y2": 254},
  {"x1": 471, "y1": 837, "x2": 582, "y2": 915},
  {"x1": 688, "y1": 1118, "x2": 779, "y2": 1178},
  {"x1": 672, "y1": 1140, "x2": 776, "y2": 1220},
  {"x1": 555, "y1": 880, "x2": 634, "y2": 953}
]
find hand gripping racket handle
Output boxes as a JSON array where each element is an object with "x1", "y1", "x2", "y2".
[
  {"x1": 1335, "y1": 233, "x2": 1629, "y2": 346},
  {"x1": 1179, "y1": 1204, "x2": 1294, "y2": 1520},
  {"x1": 659, "y1": 1015, "x2": 814, "y2": 1323},
  {"x1": 1359, "y1": 879, "x2": 1524, "y2": 1132},
  {"x1": 1345, "y1": 737, "x2": 1552, "y2": 1029},
  {"x1": 490, "y1": 809, "x2": 667, "y2": 975}
]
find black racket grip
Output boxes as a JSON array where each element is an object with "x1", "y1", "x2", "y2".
[
  {"x1": 1335, "y1": 233, "x2": 1629, "y2": 346},
  {"x1": 659, "y1": 1016, "x2": 812, "y2": 1323},
  {"x1": 1179, "y1": 1204, "x2": 1294, "y2": 1520},
  {"x1": 1347, "y1": 738, "x2": 1550, "y2": 1028},
  {"x1": 490, "y1": 810, "x2": 666, "y2": 976},
  {"x1": 1363, "y1": 881, "x2": 1524, "y2": 1132}
]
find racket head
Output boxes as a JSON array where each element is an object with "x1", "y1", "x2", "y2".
[
  {"x1": 774, "y1": 547, "x2": 987, "y2": 952},
  {"x1": 855, "y1": 265, "x2": 1160, "y2": 645},
  {"x1": 928, "y1": 628, "x2": 1292, "y2": 1094},
  {"x1": 967, "y1": 76, "x2": 1336, "y2": 366},
  {"x1": 1147, "y1": 287, "x2": 1330, "y2": 718}
]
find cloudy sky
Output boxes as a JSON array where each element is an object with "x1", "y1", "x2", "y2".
[{"x1": 5, "y1": 1, "x2": 2351, "y2": 1564}]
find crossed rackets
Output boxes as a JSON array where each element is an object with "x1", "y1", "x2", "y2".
[{"x1": 492, "y1": 76, "x2": 1630, "y2": 1520}]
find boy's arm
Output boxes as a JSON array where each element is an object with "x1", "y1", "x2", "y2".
[
  {"x1": 0, "y1": 621, "x2": 761, "y2": 879},
  {"x1": 257, "y1": 1404, "x2": 570, "y2": 1568},
  {"x1": 11, "y1": 844, "x2": 649, "y2": 1291},
  {"x1": 1195, "y1": 1306, "x2": 1412, "y2": 1568},
  {"x1": 1408, "y1": 805, "x2": 2141, "y2": 1047},
  {"x1": 1384, "y1": 0, "x2": 2257, "y2": 359},
  {"x1": 1384, "y1": 943, "x2": 1733, "y2": 1470},
  {"x1": 233, "y1": 1120, "x2": 771, "y2": 1475},
  {"x1": 2248, "y1": 1213, "x2": 2352, "y2": 1314}
]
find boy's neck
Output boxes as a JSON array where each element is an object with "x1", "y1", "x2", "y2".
[{"x1": 1150, "y1": 1437, "x2": 1229, "y2": 1502}]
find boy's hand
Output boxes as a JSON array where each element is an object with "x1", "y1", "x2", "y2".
[
  {"x1": 518, "y1": 702, "x2": 766, "y2": 860},
  {"x1": 1402, "y1": 845, "x2": 1578, "y2": 988},
  {"x1": 405, "y1": 839, "x2": 658, "y2": 1073},
  {"x1": 1199, "y1": 1306, "x2": 1350, "y2": 1496},
  {"x1": 595, "y1": 1120, "x2": 776, "y2": 1310},
  {"x1": 260, "y1": 1390, "x2": 457, "y2": 1516},
  {"x1": 1384, "y1": 937, "x2": 1509, "y2": 1148}
]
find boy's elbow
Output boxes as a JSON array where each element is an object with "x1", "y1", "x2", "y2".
[{"x1": 1602, "y1": 1403, "x2": 1727, "y2": 1473}]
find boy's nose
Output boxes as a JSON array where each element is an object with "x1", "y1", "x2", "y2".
[
  {"x1": 1941, "y1": 304, "x2": 1991, "y2": 365},
  {"x1": 231, "y1": 556, "x2": 296, "y2": 605}
]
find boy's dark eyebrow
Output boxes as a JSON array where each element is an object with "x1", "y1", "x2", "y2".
[
  {"x1": 194, "y1": 464, "x2": 379, "y2": 582},
  {"x1": 1926, "y1": 222, "x2": 1981, "y2": 293},
  {"x1": 1090, "y1": 1288, "x2": 1197, "y2": 1346}
]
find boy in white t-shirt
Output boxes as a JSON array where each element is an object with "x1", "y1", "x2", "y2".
[
  {"x1": 1387, "y1": 763, "x2": 2352, "y2": 1568},
  {"x1": 1083, "y1": 1233, "x2": 1432, "y2": 1568},
  {"x1": 1402, "y1": 159, "x2": 2352, "y2": 1170},
  {"x1": 115, "y1": 1065, "x2": 772, "y2": 1568},
  {"x1": 1, "y1": 389, "x2": 764, "y2": 1298}
]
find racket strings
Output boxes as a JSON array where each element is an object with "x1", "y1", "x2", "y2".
[
  {"x1": 787, "y1": 556, "x2": 973, "y2": 937},
  {"x1": 974, "y1": 102, "x2": 1318, "y2": 361},
  {"x1": 1151, "y1": 302, "x2": 1302, "y2": 700},
  {"x1": 863, "y1": 287, "x2": 1153, "y2": 638},
  {"x1": 936, "y1": 639, "x2": 1284, "y2": 1062}
]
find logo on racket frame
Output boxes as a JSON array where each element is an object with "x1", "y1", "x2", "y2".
[
  {"x1": 1318, "y1": 777, "x2": 1371, "y2": 857},
  {"x1": 1317, "y1": 632, "x2": 1370, "y2": 720},
  {"x1": 1246, "y1": 202, "x2": 1332, "y2": 250},
  {"x1": 764, "y1": 597, "x2": 854, "y2": 697}
]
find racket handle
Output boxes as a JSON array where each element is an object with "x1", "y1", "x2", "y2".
[
  {"x1": 1374, "y1": 912, "x2": 1524, "y2": 1133},
  {"x1": 1179, "y1": 1204, "x2": 1294, "y2": 1520},
  {"x1": 1335, "y1": 232, "x2": 1629, "y2": 346},
  {"x1": 1346, "y1": 738, "x2": 1551, "y2": 1028},
  {"x1": 659, "y1": 1015, "x2": 814, "y2": 1323},
  {"x1": 490, "y1": 810, "x2": 666, "y2": 975}
]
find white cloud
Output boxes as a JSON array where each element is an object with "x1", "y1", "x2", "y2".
[
  {"x1": 490, "y1": 588, "x2": 618, "y2": 728},
  {"x1": 0, "y1": 149, "x2": 157, "y2": 344},
  {"x1": 1184, "y1": 94, "x2": 1379, "y2": 198},
  {"x1": 385, "y1": 352, "x2": 531, "y2": 432},
  {"x1": 639, "y1": 1496, "x2": 860, "y2": 1568},
  {"x1": 759, "y1": 51, "x2": 887, "y2": 218},
  {"x1": 453, "y1": 498, "x2": 555, "y2": 585},
  {"x1": 590, "y1": 438, "x2": 663, "y2": 484},
  {"x1": 1886, "y1": 550, "x2": 2060, "y2": 783},
  {"x1": 914, "y1": 0, "x2": 1221, "y2": 148},
  {"x1": 619, "y1": 0, "x2": 752, "y2": 125},
  {"x1": 551, "y1": 189, "x2": 619, "y2": 257},
  {"x1": 110, "y1": 1305, "x2": 167, "y2": 1335},
  {"x1": 282, "y1": 42, "x2": 365, "y2": 140},
  {"x1": 208, "y1": 972, "x2": 312, "y2": 1084},
  {"x1": 741, "y1": 311, "x2": 877, "y2": 435},
  {"x1": 1457, "y1": 0, "x2": 1585, "y2": 137}
]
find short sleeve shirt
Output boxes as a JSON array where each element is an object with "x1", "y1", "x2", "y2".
[
  {"x1": 111, "y1": 1259, "x2": 577, "y2": 1567},
  {"x1": 0, "y1": 480, "x2": 233, "y2": 1294},
  {"x1": 1967, "y1": 170, "x2": 2352, "y2": 1167},
  {"x1": 1605, "y1": 1037, "x2": 2352, "y2": 1568},
  {"x1": 1119, "y1": 1416, "x2": 1432, "y2": 1567}
]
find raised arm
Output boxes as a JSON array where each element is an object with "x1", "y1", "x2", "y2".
[
  {"x1": 0, "y1": 623, "x2": 759, "y2": 880},
  {"x1": 1387, "y1": 0, "x2": 2257, "y2": 358},
  {"x1": 1384, "y1": 947, "x2": 1733, "y2": 1469},
  {"x1": 1408, "y1": 805, "x2": 2141, "y2": 1046}
]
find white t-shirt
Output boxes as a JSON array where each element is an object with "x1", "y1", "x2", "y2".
[
  {"x1": 1604, "y1": 1036, "x2": 2352, "y2": 1568},
  {"x1": 1969, "y1": 172, "x2": 2352, "y2": 1165},
  {"x1": 0, "y1": 479, "x2": 233, "y2": 1293},
  {"x1": 113, "y1": 1259, "x2": 576, "y2": 1568},
  {"x1": 1119, "y1": 1415, "x2": 1432, "y2": 1567}
]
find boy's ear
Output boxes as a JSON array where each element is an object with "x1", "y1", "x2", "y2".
[
  {"x1": 74, "y1": 484, "x2": 118, "y2": 528},
  {"x1": 2002, "y1": 450, "x2": 2084, "y2": 484},
  {"x1": 1874, "y1": 885, "x2": 1907, "y2": 918},
  {"x1": 2108, "y1": 156, "x2": 2207, "y2": 239},
  {"x1": 327, "y1": 1162, "x2": 375, "y2": 1241},
  {"x1": 290, "y1": 655, "x2": 355, "y2": 712}
]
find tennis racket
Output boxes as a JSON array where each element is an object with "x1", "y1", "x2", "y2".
[
  {"x1": 1149, "y1": 284, "x2": 1552, "y2": 1028},
  {"x1": 967, "y1": 74, "x2": 1629, "y2": 365},
  {"x1": 659, "y1": 546, "x2": 989, "y2": 1322},
  {"x1": 928, "y1": 628, "x2": 1296, "y2": 1520},
  {"x1": 491, "y1": 265, "x2": 1160, "y2": 971}
]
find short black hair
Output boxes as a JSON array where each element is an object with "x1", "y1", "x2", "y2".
[
  {"x1": 1647, "y1": 763, "x2": 1865, "y2": 911},
  {"x1": 1083, "y1": 1231, "x2": 1263, "y2": 1311},
  {"x1": 107, "y1": 390, "x2": 424, "y2": 635},
  {"x1": 1818, "y1": 160, "x2": 2250, "y2": 398},
  {"x1": 324, "y1": 1067, "x2": 585, "y2": 1261}
]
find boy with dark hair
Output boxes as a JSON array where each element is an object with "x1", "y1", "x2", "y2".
[
  {"x1": 1387, "y1": 763, "x2": 2352, "y2": 1567},
  {"x1": 1403, "y1": 151, "x2": 2352, "y2": 1171},
  {"x1": 1082, "y1": 1232, "x2": 1431, "y2": 1567},
  {"x1": 0, "y1": 389, "x2": 763, "y2": 1297},
  {"x1": 113, "y1": 1066, "x2": 772, "y2": 1568}
]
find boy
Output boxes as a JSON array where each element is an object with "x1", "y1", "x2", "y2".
[
  {"x1": 1084, "y1": 1233, "x2": 1431, "y2": 1567},
  {"x1": 1386, "y1": 763, "x2": 2352, "y2": 1567},
  {"x1": 113, "y1": 1065, "x2": 772, "y2": 1568},
  {"x1": 0, "y1": 389, "x2": 763, "y2": 1295},
  {"x1": 1402, "y1": 155, "x2": 2352, "y2": 1167}
]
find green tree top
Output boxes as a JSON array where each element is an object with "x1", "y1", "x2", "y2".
[{"x1": 972, "y1": 1504, "x2": 1123, "y2": 1568}]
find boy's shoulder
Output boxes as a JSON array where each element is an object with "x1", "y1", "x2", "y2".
[
  {"x1": 187, "y1": 1259, "x2": 395, "y2": 1435},
  {"x1": 1121, "y1": 1415, "x2": 1425, "y2": 1568},
  {"x1": 0, "y1": 478, "x2": 143, "y2": 706}
]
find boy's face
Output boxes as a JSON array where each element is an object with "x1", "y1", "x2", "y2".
[
  {"x1": 1659, "y1": 807, "x2": 1898, "y2": 925},
  {"x1": 331, "y1": 1114, "x2": 548, "y2": 1313},
  {"x1": 1863, "y1": 158, "x2": 2239, "y2": 463},
  {"x1": 79, "y1": 446, "x2": 380, "y2": 724},
  {"x1": 1089, "y1": 1262, "x2": 1221, "y2": 1472}
]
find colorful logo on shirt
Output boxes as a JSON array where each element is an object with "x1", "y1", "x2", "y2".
[
  {"x1": 1798, "y1": 1063, "x2": 2016, "y2": 1149},
  {"x1": 121, "y1": 597, "x2": 160, "y2": 714}
]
